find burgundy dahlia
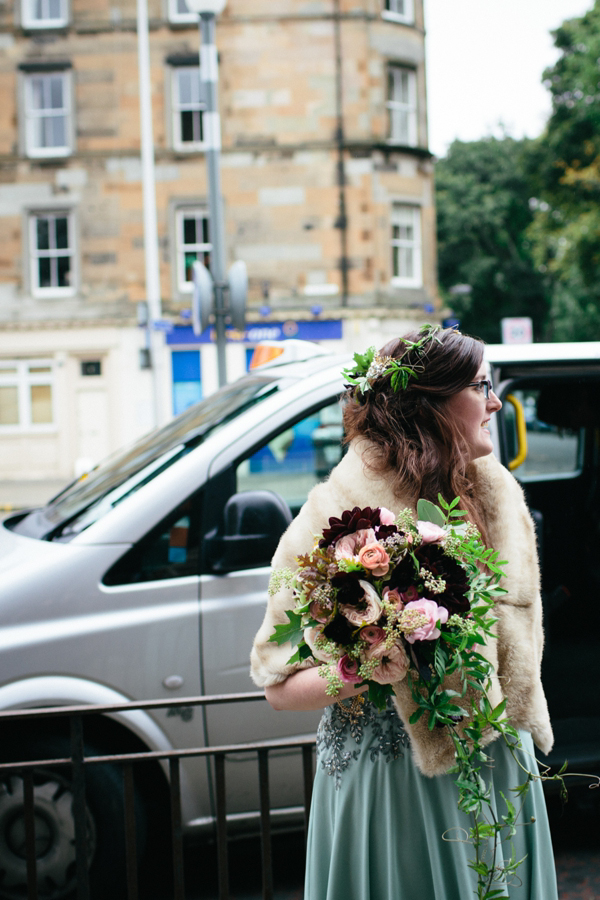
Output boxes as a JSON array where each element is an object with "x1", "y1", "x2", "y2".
[
  {"x1": 415, "y1": 544, "x2": 470, "y2": 614},
  {"x1": 319, "y1": 506, "x2": 383, "y2": 548}
]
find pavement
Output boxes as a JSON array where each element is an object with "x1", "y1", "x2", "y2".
[{"x1": 0, "y1": 479, "x2": 69, "y2": 512}]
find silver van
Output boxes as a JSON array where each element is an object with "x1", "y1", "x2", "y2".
[{"x1": 1, "y1": 340, "x2": 599, "y2": 897}]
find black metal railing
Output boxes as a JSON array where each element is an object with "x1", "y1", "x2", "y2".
[{"x1": 0, "y1": 693, "x2": 315, "y2": 900}]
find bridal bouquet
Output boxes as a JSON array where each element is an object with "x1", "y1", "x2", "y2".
[
  {"x1": 269, "y1": 497, "x2": 507, "y2": 722},
  {"x1": 268, "y1": 498, "x2": 532, "y2": 899}
]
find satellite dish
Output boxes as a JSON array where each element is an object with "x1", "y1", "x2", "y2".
[
  {"x1": 227, "y1": 260, "x2": 247, "y2": 332},
  {"x1": 192, "y1": 260, "x2": 214, "y2": 336}
]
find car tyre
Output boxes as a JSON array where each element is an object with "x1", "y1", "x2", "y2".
[{"x1": 0, "y1": 736, "x2": 150, "y2": 900}]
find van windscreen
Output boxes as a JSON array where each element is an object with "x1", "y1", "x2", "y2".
[{"x1": 8, "y1": 377, "x2": 278, "y2": 541}]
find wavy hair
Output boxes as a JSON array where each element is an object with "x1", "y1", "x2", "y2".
[{"x1": 343, "y1": 328, "x2": 487, "y2": 534}]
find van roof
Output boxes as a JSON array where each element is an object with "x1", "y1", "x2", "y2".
[{"x1": 485, "y1": 342, "x2": 600, "y2": 364}]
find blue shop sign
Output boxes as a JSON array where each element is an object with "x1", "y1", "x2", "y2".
[{"x1": 166, "y1": 319, "x2": 343, "y2": 345}]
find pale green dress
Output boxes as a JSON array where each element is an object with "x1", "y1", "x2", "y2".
[{"x1": 304, "y1": 699, "x2": 559, "y2": 900}]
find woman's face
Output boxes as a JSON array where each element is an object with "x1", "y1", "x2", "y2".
[{"x1": 444, "y1": 363, "x2": 502, "y2": 462}]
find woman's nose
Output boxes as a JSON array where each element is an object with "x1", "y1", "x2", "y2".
[{"x1": 488, "y1": 390, "x2": 502, "y2": 412}]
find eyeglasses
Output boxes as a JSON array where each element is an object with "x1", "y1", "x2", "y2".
[{"x1": 468, "y1": 379, "x2": 494, "y2": 399}]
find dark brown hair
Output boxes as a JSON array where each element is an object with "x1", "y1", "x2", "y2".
[{"x1": 343, "y1": 327, "x2": 486, "y2": 533}]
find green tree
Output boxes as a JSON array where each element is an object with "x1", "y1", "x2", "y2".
[
  {"x1": 526, "y1": 0, "x2": 600, "y2": 340},
  {"x1": 436, "y1": 137, "x2": 549, "y2": 343}
]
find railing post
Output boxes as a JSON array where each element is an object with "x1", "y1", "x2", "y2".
[
  {"x1": 23, "y1": 770, "x2": 38, "y2": 900},
  {"x1": 123, "y1": 763, "x2": 139, "y2": 900},
  {"x1": 258, "y1": 748, "x2": 273, "y2": 900},
  {"x1": 302, "y1": 744, "x2": 314, "y2": 844},
  {"x1": 214, "y1": 753, "x2": 229, "y2": 900},
  {"x1": 169, "y1": 757, "x2": 186, "y2": 900},
  {"x1": 70, "y1": 715, "x2": 91, "y2": 900}
]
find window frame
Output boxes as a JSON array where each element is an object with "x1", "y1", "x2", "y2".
[
  {"x1": 21, "y1": 0, "x2": 69, "y2": 29},
  {"x1": 390, "y1": 203, "x2": 422, "y2": 289},
  {"x1": 0, "y1": 359, "x2": 56, "y2": 433},
  {"x1": 171, "y1": 65, "x2": 206, "y2": 153},
  {"x1": 22, "y1": 68, "x2": 73, "y2": 158},
  {"x1": 386, "y1": 64, "x2": 418, "y2": 147},
  {"x1": 382, "y1": 0, "x2": 414, "y2": 25},
  {"x1": 175, "y1": 207, "x2": 211, "y2": 294},
  {"x1": 29, "y1": 209, "x2": 76, "y2": 298}
]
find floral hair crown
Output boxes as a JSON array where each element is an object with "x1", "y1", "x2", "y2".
[{"x1": 343, "y1": 324, "x2": 445, "y2": 395}]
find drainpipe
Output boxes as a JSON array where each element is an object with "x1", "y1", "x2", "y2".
[{"x1": 333, "y1": 0, "x2": 349, "y2": 306}]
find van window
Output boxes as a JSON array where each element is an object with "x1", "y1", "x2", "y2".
[
  {"x1": 503, "y1": 387, "x2": 581, "y2": 478},
  {"x1": 235, "y1": 399, "x2": 344, "y2": 516},
  {"x1": 103, "y1": 493, "x2": 202, "y2": 585}
]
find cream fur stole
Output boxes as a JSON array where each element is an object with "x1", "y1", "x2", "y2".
[{"x1": 250, "y1": 440, "x2": 553, "y2": 776}]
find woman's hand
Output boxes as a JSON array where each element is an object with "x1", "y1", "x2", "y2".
[{"x1": 265, "y1": 666, "x2": 368, "y2": 712}]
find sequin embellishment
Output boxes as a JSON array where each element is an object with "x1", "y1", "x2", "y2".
[{"x1": 316, "y1": 697, "x2": 410, "y2": 788}]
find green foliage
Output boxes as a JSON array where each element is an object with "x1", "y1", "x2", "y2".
[
  {"x1": 435, "y1": 136, "x2": 550, "y2": 342},
  {"x1": 269, "y1": 609, "x2": 305, "y2": 647},
  {"x1": 525, "y1": 0, "x2": 600, "y2": 339}
]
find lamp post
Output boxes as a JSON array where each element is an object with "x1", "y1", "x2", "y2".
[
  {"x1": 185, "y1": 0, "x2": 228, "y2": 387},
  {"x1": 136, "y1": 0, "x2": 163, "y2": 425}
]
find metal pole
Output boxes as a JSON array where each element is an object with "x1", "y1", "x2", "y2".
[
  {"x1": 137, "y1": 0, "x2": 163, "y2": 425},
  {"x1": 199, "y1": 13, "x2": 227, "y2": 387}
]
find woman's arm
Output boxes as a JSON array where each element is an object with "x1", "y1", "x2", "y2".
[{"x1": 265, "y1": 666, "x2": 368, "y2": 711}]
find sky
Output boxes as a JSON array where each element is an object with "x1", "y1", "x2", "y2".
[{"x1": 424, "y1": 0, "x2": 594, "y2": 157}]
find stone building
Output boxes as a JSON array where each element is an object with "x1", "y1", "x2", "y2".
[{"x1": 0, "y1": 0, "x2": 437, "y2": 480}]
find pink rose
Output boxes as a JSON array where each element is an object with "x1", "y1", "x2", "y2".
[
  {"x1": 358, "y1": 542, "x2": 390, "y2": 577},
  {"x1": 333, "y1": 529, "x2": 376, "y2": 561},
  {"x1": 417, "y1": 521, "x2": 447, "y2": 544},
  {"x1": 340, "y1": 580, "x2": 382, "y2": 626},
  {"x1": 402, "y1": 599, "x2": 449, "y2": 644},
  {"x1": 359, "y1": 624, "x2": 385, "y2": 645},
  {"x1": 367, "y1": 641, "x2": 410, "y2": 684},
  {"x1": 383, "y1": 587, "x2": 405, "y2": 611},
  {"x1": 337, "y1": 654, "x2": 362, "y2": 684},
  {"x1": 401, "y1": 585, "x2": 419, "y2": 604},
  {"x1": 304, "y1": 625, "x2": 336, "y2": 662},
  {"x1": 309, "y1": 598, "x2": 331, "y2": 623},
  {"x1": 379, "y1": 507, "x2": 396, "y2": 526}
]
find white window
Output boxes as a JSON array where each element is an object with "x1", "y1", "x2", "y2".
[
  {"x1": 387, "y1": 65, "x2": 417, "y2": 146},
  {"x1": 29, "y1": 211, "x2": 75, "y2": 297},
  {"x1": 382, "y1": 0, "x2": 414, "y2": 24},
  {"x1": 168, "y1": 0, "x2": 197, "y2": 24},
  {"x1": 0, "y1": 360, "x2": 55, "y2": 431},
  {"x1": 171, "y1": 67, "x2": 205, "y2": 152},
  {"x1": 176, "y1": 208, "x2": 211, "y2": 292},
  {"x1": 391, "y1": 205, "x2": 422, "y2": 288},
  {"x1": 24, "y1": 71, "x2": 72, "y2": 158},
  {"x1": 21, "y1": 0, "x2": 69, "y2": 29}
]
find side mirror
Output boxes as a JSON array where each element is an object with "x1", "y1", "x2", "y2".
[{"x1": 205, "y1": 490, "x2": 292, "y2": 573}]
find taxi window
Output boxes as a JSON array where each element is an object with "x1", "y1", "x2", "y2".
[
  {"x1": 235, "y1": 399, "x2": 344, "y2": 516},
  {"x1": 503, "y1": 388, "x2": 581, "y2": 478}
]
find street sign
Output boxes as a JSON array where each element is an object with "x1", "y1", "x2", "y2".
[
  {"x1": 227, "y1": 259, "x2": 247, "y2": 332},
  {"x1": 501, "y1": 317, "x2": 533, "y2": 344},
  {"x1": 192, "y1": 260, "x2": 214, "y2": 336}
]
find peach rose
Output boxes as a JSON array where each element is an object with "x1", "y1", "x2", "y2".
[
  {"x1": 358, "y1": 542, "x2": 390, "y2": 577},
  {"x1": 340, "y1": 580, "x2": 382, "y2": 626},
  {"x1": 417, "y1": 521, "x2": 447, "y2": 544},
  {"x1": 367, "y1": 641, "x2": 410, "y2": 684},
  {"x1": 402, "y1": 598, "x2": 449, "y2": 644}
]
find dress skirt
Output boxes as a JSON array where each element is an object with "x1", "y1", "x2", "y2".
[{"x1": 304, "y1": 699, "x2": 558, "y2": 900}]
